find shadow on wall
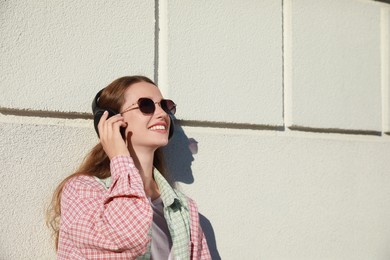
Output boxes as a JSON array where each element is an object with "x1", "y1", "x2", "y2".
[
  {"x1": 163, "y1": 123, "x2": 221, "y2": 260},
  {"x1": 163, "y1": 123, "x2": 195, "y2": 184}
]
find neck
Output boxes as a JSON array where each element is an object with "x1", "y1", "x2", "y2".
[{"x1": 130, "y1": 146, "x2": 160, "y2": 200}]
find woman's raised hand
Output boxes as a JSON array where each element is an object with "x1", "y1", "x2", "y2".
[{"x1": 98, "y1": 111, "x2": 130, "y2": 160}]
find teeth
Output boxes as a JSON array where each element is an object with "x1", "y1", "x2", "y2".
[{"x1": 149, "y1": 125, "x2": 166, "y2": 130}]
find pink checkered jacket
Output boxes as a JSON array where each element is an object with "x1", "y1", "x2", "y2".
[{"x1": 57, "y1": 155, "x2": 211, "y2": 259}]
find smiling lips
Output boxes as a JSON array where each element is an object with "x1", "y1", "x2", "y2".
[{"x1": 148, "y1": 124, "x2": 167, "y2": 131}]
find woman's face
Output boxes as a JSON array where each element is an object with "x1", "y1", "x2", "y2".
[{"x1": 121, "y1": 81, "x2": 171, "y2": 150}]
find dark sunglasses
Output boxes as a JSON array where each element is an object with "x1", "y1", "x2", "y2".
[{"x1": 121, "y1": 98, "x2": 176, "y2": 115}]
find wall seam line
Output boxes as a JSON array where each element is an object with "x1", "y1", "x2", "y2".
[
  {"x1": 381, "y1": 7, "x2": 390, "y2": 135},
  {"x1": 282, "y1": 0, "x2": 292, "y2": 131},
  {"x1": 154, "y1": 0, "x2": 160, "y2": 84},
  {"x1": 157, "y1": 0, "x2": 169, "y2": 96},
  {"x1": 281, "y1": 0, "x2": 285, "y2": 130},
  {"x1": 0, "y1": 107, "x2": 384, "y2": 136}
]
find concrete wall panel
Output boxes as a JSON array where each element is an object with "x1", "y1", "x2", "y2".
[
  {"x1": 166, "y1": 0, "x2": 283, "y2": 126},
  {"x1": 0, "y1": 119, "x2": 97, "y2": 259},
  {"x1": 290, "y1": 0, "x2": 382, "y2": 131},
  {"x1": 0, "y1": 1, "x2": 155, "y2": 113},
  {"x1": 176, "y1": 127, "x2": 390, "y2": 260},
  {"x1": 2, "y1": 120, "x2": 390, "y2": 259}
]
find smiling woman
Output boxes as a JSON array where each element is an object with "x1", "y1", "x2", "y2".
[{"x1": 46, "y1": 76, "x2": 211, "y2": 260}]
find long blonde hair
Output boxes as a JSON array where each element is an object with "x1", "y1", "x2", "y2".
[{"x1": 46, "y1": 76, "x2": 169, "y2": 250}]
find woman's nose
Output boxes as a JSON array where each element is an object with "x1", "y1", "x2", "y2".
[{"x1": 154, "y1": 102, "x2": 167, "y2": 117}]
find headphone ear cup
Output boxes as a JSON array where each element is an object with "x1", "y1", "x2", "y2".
[
  {"x1": 168, "y1": 116, "x2": 174, "y2": 139},
  {"x1": 93, "y1": 108, "x2": 119, "y2": 137},
  {"x1": 92, "y1": 88, "x2": 122, "y2": 138}
]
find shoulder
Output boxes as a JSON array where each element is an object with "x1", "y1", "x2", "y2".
[
  {"x1": 186, "y1": 196, "x2": 198, "y2": 210},
  {"x1": 187, "y1": 197, "x2": 200, "y2": 218}
]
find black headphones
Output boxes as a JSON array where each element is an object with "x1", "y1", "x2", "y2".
[{"x1": 92, "y1": 88, "x2": 174, "y2": 139}]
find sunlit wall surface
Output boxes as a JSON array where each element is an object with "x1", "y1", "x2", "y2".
[{"x1": 1, "y1": 1, "x2": 390, "y2": 259}]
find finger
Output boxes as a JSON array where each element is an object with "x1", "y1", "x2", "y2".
[
  {"x1": 106, "y1": 115, "x2": 125, "y2": 131},
  {"x1": 111, "y1": 120, "x2": 126, "y2": 136},
  {"x1": 100, "y1": 114, "x2": 126, "y2": 143},
  {"x1": 120, "y1": 121, "x2": 128, "y2": 128},
  {"x1": 97, "y1": 111, "x2": 109, "y2": 137},
  {"x1": 105, "y1": 113, "x2": 124, "y2": 124}
]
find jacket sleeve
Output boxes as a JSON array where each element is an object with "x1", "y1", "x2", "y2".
[
  {"x1": 187, "y1": 197, "x2": 212, "y2": 260},
  {"x1": 60, "y1": 155, "x2": 152, "y2": 255},
  {"x1": 200, "y1": 230, "x2": 212, "y2": 260}
]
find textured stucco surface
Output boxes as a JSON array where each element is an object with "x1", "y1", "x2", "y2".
[
  {"x1": 0, "y1": 119, "x2": 97, "y2": 259},
  {"x1": 290, "y1": 0, "x2": 382, "y2": 131},
  {"x1": 1, "y1": 121, "x2": 390, "y2": 259},
  {"x1": 166, "y1": 0, "x2": 283, "y2": 125},
  {"x1": 180, "y1": 127, "x2": 390, "y2": 260},
  {"x1": 1, "y1": 0, "x2": 390, "y2": 259},
  {"x1": 0, "y1": 0, "x2": 155, "y2": 113}
]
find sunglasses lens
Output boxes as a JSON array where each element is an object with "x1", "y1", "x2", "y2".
[
  {"x1": 137, "y1": 98, "x2": 176, "y2": 115},
  {"x1": 161, "y1": 99, "x2": 176, "y2": 115},
  {"x1": 138, "y1": 98, "x2": 155, "y2": 114}
]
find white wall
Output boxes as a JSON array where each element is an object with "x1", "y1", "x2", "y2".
[{"x1": 1, "y1": 0, "x2": 390, "y2": 259}]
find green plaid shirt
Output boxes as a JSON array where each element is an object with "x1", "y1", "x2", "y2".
[{"x1": 152, "y1": 169, "x2": 191, "y2": 259}]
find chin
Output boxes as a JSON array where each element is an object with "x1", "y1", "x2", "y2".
[
  {"x1": 156, "y1": 138, "x2": 169, "y2": 147},
  {"x1": 132, "y1": 131, "x2": 169, "y2": 146},
  {"x1": 151, "y1": 132, "x2": 169, "y2": 146},
  {"x1": 146, "y1": 137, "x2": 169, "y2": 148}
]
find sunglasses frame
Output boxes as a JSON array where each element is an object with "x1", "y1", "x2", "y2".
[{"x1": 120, "y1": 98, "x2": 176, "y2": 115}]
